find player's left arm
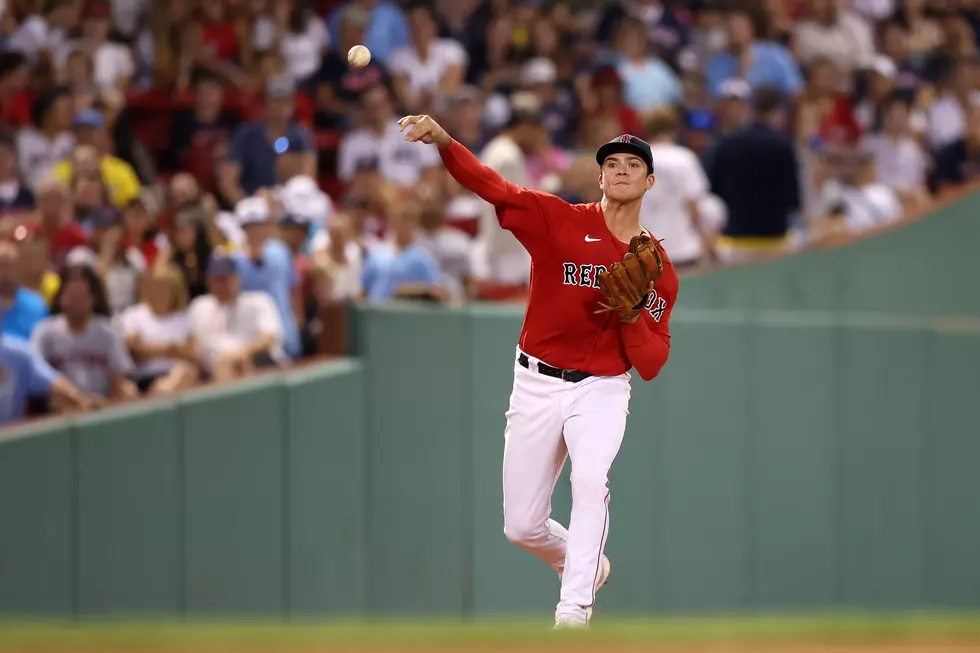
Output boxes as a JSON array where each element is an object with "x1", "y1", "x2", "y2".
[{"x1": 620, "y1": 264, "x2": 678, "y2": 382}]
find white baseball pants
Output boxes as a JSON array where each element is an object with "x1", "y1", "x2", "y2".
[{"x1": 501, "y1": 348, "x2": 631, "y2": 622}]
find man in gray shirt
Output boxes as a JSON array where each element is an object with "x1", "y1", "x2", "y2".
[{"x1": 31, "y1": 265, "x2": 138, "y2": 402}]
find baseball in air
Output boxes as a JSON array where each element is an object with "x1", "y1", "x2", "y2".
[{"x1": 348, "y1": 45, "x2": 371, "y2": 68}]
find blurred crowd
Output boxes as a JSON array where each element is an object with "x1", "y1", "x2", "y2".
[{"x1": 1, "y1": 0, "x2": 979, "y2": 422}]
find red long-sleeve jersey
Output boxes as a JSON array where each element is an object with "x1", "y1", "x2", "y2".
[{"x1": 439, "y1": 139, "x2": 677, "y2": 381}]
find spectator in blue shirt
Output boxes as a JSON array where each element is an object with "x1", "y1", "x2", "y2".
[
  {"x1": 361, "y1": 201, "x2": 443, "y2": 303},
  {"x1": 704, "y1": 7, "x2": 802, "y2": 99},
  {"x1": 232, "y1": 197, "x2": 302, "y2": 359},
  {"x1": 612, "y1": 17, "x2": 682, "y2": 113},
  {"x1": 0, "y1": 242, "x2": 47, "y2": 340},
  {"x1": 0, "y1": 334, "x2": 98, "y2": 424},
  {"x1": 327, "y1": 0, "x2": 409, "y2": 64},
  {"x1": 220, "y1": 77, "x2": 316, "y2": 203}
]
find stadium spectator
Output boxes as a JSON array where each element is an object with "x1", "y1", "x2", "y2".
[
  {"x1": 708, "y1": 86, "x2": 802, "y2": 263},
  {"x1": 595, "y1": 0, "x2": 689, "y2": 53},
  {"x1": 67, "y1": 202, "x2": 146, "y2": 315},
  {"x1": 853, "y1": 56, "x2": 906, "y2": 133},
  {"x1": 338, "y1": 82, "x2": 441, "y2": 186},
  {"x1": 640, "y1": 108, "x2": 716, "y2": 269},
  {"x1": 312, "y1": 4, "x2": 390, "y2": 130},
  {"x1": 0, "y1": 332, "x2": 100, "y2": 424},
  {"x1": 0, "y1": 53, "x2": 32, "y2": 129},
  {"x1": 522, "y1": 57, "x2": 578, "y2": 150},
  {"x1": 361, "y1": 200, "x2": 443, "y2": 303},
  {"x1": 13, "y1": 229, "x2": 60, "y2": 305},
  {"x1": 814, "y1": 147, "x2": 902, "y2": 234},
  {"x1": 220, "y1": 77, "x2": 316, "y2": 203},
  {"x1": 861, "y1": 95, "x2": 931, "y2": 210},
  {"x1": 0, "y1": 243, "x2": 48, "y2": 340},
  {"x1": 923, "y1": 55, "x2": 980, "y2": 152},
  {"x1": 388, "y1": 2, "x2": 468, "y2": 113},
  {"x1": 31, "y1": 264, "x2": 139, "y2": 406},
  {"x1": 232, "y1": 197, "x2": 302, "y2": 360},
  {"x1": 311, "y1": 212, "x2": 363, "y2": 302},
  {"x1": 794, "y1": 0, "x2": 876, "y2": 80},
  {"x1": 438, "y1": 85, "x2": 487, "y2": 154},
  {"x1": 50, "y1": 109, "x2": 142, "y2": 207},
  {"x1": 612, "y1": 17, "x2": 682, "y2": 113},
  {"x1": 167, "y1": 70, "x2": 238, "y2": 184},
  {"x1": 933, "y1": 103, "x2": 980, "y2": 191},
  {"x1": 704, "y1": 7, "x2": 801, "y2": 99},
  {"x1": 877, "y1": 19, "x2": 924, "y2": 97},
  {"x1": 893, "y1": 0, "x2": 944, "y2": 59},
  {"x1": 30, "y1": 178, "x2": 88, "y2": 269},
  {"x1": 187, "y1": 254, "x2": 287, "y2": 382},
  {"x1": 715, "y1": 78, "x2": 753, "y2": 136},
  {"x1": 795, "y1": 57, "x2": 861, "y2": 149},
  {"x1": 116, "y1": 262, "x2": 198, "y2": 395},
  {"x1": 413, "y1": 185, "x2": 473, "y2": 300},
  {"x1": 168, "y1": 204, "x2": 217, "y2": 301},
  {"x1": 252, "y1": 0, "x2": 327, "y2": 87},
  {"x1": 326, "y1": 0, "x2": 410, "y2": 64},
  {"x1": 70, "y1": 0, "x2": 136, "y2": 91},
  {"x1": 16, "y1": 85, "x2": 74, "y2": 188},
  {"x1": 579, "y1": 66, "x2": 645, "y2": 143}
]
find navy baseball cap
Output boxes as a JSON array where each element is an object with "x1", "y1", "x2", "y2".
[{"x1": 596, "y1": 134, "x2": 654, "y2": 174}]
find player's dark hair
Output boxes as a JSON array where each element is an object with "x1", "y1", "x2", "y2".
[{"x1": 51, "y1": 264, "x2": 113, "y2": 317}]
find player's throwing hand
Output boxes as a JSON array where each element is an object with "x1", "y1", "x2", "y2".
[{"x1": 398, "y1": 115, "x2": 451, "y2": 148}]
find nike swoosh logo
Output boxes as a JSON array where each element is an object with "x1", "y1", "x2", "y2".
[{"x1": 584, "y1": 235, "x2": 601, "y2": 242}]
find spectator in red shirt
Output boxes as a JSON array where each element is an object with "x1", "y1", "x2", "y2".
[
  {"x1": 121, "y1": 193, "x2": 161, "y2": 269},
  {"x1": 579, "y1": 66, "x2": 644, "y2": 141},
  {"x1": 0, "y1": 52, "x2": 32, "y2": 130},
  {"x1": 796, "y1": 56, "x2": 861, "y2": 149},
  {"x1": 31, "y1": 178, "x2": 89, "y2": 268}
]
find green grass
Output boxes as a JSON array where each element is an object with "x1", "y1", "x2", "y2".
[{"x1": 1, "y1": 613, "x2": 980, "y2": 646}]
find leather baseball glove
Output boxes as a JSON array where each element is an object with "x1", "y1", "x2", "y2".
[{"x1": 595, "y1": 234, "x2": 666, "y2": 321}]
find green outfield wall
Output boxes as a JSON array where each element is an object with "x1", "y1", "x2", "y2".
[
  {"x1": 2, "y1": 304, "x2": 980, "y2": 619},
  {"x1": 679, "y1": 192, "x2": 980, "y2": 315}
]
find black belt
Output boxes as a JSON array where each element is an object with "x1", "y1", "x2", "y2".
[{"x1": 518, "y1": 353, "x2": 592, "y2": 383}]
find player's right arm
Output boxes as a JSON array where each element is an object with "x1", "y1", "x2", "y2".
[{"x1": 399, "y1": 115, "x2": 564, "y2": 238}]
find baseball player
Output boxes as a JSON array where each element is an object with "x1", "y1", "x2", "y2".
[{"x1": 399, "y1": 114, "x2": 677, "y2": 628}]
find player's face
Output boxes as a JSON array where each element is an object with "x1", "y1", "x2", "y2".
[{"x1": 599, "y1": 154, "x2": 653, "y2": 203}]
